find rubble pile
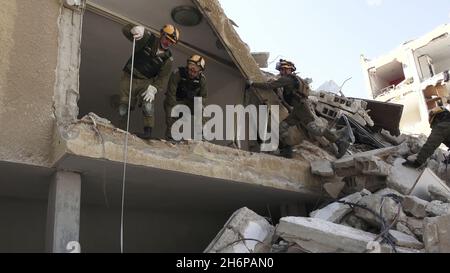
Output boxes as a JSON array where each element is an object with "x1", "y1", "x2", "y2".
[{"x1": 207, "y1": 133, "x2": 450, "y2": 253}]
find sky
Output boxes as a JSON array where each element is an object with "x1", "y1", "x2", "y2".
[{"x1": 219, "y1": 0, "x2": 450, "y2": 98}]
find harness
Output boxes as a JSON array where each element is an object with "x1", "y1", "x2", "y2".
[{"x1": 176, "y1": 67, "x2": 202, "y2": 101}]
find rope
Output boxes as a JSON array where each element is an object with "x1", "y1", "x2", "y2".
[{"x1": 120, "y1": 38, "x2": 136, "y2": 254}]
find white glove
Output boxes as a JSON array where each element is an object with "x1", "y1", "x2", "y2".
[
  {"x1": 131, "y1": 26, "x2": 145, "y2": 40},
  {"x1": 142, "y1": 85, "x2": 157, "y2": 103}
]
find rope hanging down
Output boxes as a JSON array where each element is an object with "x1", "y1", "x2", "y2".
[{"x1": 120, "y1": 38, "x2": 136, "y2": 254}]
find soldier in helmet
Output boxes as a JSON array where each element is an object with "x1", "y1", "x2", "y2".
[
  {"x1": 164, "y1": 55, "x2": 207, "y2": 140},
  {"x1": 118, "y1": 24, "x2": 180, "y2": 139},
  {"x1": 404, "y1": 106, "x2": 450, "y2": 168},
  {"x1": 248, "y1": 59, "x2": 351, "y2": 159}
]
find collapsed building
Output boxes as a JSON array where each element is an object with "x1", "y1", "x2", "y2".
[
  {"x1": 1, "y1": 0, "x2": 449, "y2": 253},
  {"x1": 361, "y1": 24, "x2": 450, "y2": 136}
]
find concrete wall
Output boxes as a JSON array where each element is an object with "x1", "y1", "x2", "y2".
[
  {"x1": 78, "y1": 11, "x2": 245, "y2": 142},
  {"x1": 0, "y1": 197, "x2": 47, "y2": 253},
  {"x1": 0, "y1": 0, "x2": 61, "y2": 167}
]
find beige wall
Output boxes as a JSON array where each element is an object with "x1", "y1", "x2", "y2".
[{"x1": 0, "y1": 0, "x2": 61, "y2": 167}]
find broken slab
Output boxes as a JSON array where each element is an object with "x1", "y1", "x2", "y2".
[
  {"x1": 341, "y1": 214, "x2": 371, "y2": 231},
  {"x1": 354, "y1": 156, "x2": 391, "y2": 177},
  {"x1": 396, "y1": 222, "x2": 415, "y2": 238},
  {"x1": 428, "y1": 184, "x2": 450, "y2": 203},
  {"x1": 323, "y1": 181, "x2": 346, "y2": 199},
  {"x1": 423, "y1": 215, "x2": 450, "y2": 253},
  {"x1": 403, "y1": 196, "x2": 429, "y2": 219},
  {"x1": 388, "y1": 230, "x2": 424, "y2": 250},
  {"x1": 410, "y1": 168, "x2": 450, "y2": 201},
  {"x1": 276, "y1": 217, "x2": 391, "y2": 253},
  {"x1": 333, "y1": 147, "x2": 398, "y2": 177},
  {"x1": 354, "y1": 194, "x2": 403, "y2": 228},
  {"x1": 386, "y1": 158, "x2": 421, "y2": 195},
  {"x1": 310, "y1": 190, "x2": 371, "y2": 223},
  {"x1": 425, "y1": 200, "x2": 450, "y2": 217},
  {"x1": 204, "y1": 207, "x2": 274, "y2": 253},
  {"x1": 310, "y1": 160, "x2": 335, "y2": 177},
  {"x1": 405, "y1": 217, "x2": 424, "y2": 240}
]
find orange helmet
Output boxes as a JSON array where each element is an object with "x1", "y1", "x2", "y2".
[{"x1": 160, "y1": 24, "x2": 180, "y2": 44}]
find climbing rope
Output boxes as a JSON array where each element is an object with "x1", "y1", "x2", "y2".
[{"x1": 120, "y1": 38, "x2": 136, "y2": 254}]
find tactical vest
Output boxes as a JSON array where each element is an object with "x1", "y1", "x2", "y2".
[
  {"x1": 290, "y1": 74, "x2": 310, "y2": 97},
  {"x1": 124, "y1": 35, "x2": 172, "y2": 79},
  {"x1": 176, "y1": 67, "x2": 202, "y2": 101},
  {"x1": 432, "y1": 110, "x2": 450, "y2": 127}
]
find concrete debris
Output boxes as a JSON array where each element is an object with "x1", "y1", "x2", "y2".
[
  {"x1": 276, "y1": 217, "x2": 391, "y2": 253},
  {"x1": 388, "y1": 230, "x2": 424, "y2": 249},
  {"x1": 425, "y1": 201, "x2": 450, "y2": 217},
  {"x1": 404, "y1": 217, "x2": 425, "y2": 240},
  {"x1": 423, "y1": 215, "x2": 450, "y2": 253},
  {"x1": 310, "y1": 190, "x2": 371, "y2": 223},
  {"x1": 312, "y1": 92, "x2": 375, "y2": 127},
  {"x1": 380, "y1": 129, "x2": 406, "y2": 146},
  {"x1": 402, "y1": 196, "x2": 429, "y2": 219},
  {"x1": 310, "y1": 160, "x2": 335, "y2": 177},
  {"x1": 323, "y1": 181, "x2": 346, "y2": 199},
  {"x1": 428, "y1": 184, "x2": 450, "y2": 203},
  {"x1": 354, "y1": 156, "x2": 391, "y2": 177},
  {"x1": 386, "y1": 158, "x2": 421, "y2": 195},
  {"x1": 396, "y1": 222, "x2": 416, "y2": 238},
  {"x1": 205, "y1": 207, "x2": 274, "y2": 253},
  {"x1": 353, "y1": 194, "x2": 403, "y2": 228}
]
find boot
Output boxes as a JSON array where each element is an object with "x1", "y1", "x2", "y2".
[
  {"x1": 279, "y1": 145, "x2": 294, "y2": 159},
  {"x1": 335, "y1": 139, "x2": 350, "y2": 159},
  {"x1": 137, "y1": 127, "x2": 153, "y2": 140}
]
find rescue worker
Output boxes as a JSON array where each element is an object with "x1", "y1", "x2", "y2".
[
  {"x1": 164, "y1": 55, "x2": 207, "y2": 140},
  {"x1": 404, "y1": 106, "x2": 450, "y2": 168},
  {"x1": 118, "y1": 24, "x2": 180, "y2": 139},
  {"x1": 248, "y1": 59, "x2": 351, "y2": 159}
]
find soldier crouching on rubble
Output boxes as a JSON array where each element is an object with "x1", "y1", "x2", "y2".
[
  {"x1": 164, "y1": 55, "x2": 208, "y2": 140},
  {"x1": 404, "y1": 106, "x2": 450, "y2": 168},
  {"x1": 118, "y1": 24, "x2": 180, "y2": 139},
  {"x1": 247, "y1": 59, "x2": 351, "y2": 159}
]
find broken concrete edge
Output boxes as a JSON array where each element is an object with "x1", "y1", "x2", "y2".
[
  {"x1": 204, "y1": 207, "x2": 274, "y2": 253},
  {"x1": 51, "y1": 119, "x2": 324, "y2": 195},
  {"x1": 193, "y1": 0, "x2": 265, "y2": 82}
]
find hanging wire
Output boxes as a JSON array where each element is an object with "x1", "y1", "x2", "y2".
[{"x1": 120, "y1": 38, "x2": 136, "y2": 254}]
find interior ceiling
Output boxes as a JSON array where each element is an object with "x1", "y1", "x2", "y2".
[
  {"x1": 416, "y1": 34, "x2": 450, "y2": 60},
  {"x1": 376, "y1": 60, "x2": 405, "y2": 80},
  {"x1": 89, "y1": 0, "x2": 232, "y2": 62}
]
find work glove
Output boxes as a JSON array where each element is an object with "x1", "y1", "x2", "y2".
[
  {"x1": 142, "y1": 85, "x2": 157, "y2": 103},
  {"x1": 131, "y1": 26, "x2": 145, "y2": 40}
]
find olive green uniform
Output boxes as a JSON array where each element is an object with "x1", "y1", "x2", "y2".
[
  {"x1": 253, "y1": 75, "x2": 338, "y2": 145},
  {"x1": 164, "y1": 67, "x2": 207, "y2": 139},
  {"x1": 416, "y1": 111, "x2": 450, "y2": 165},
  {"x1": 119, "y1": 24, "x2": 173, "y2": 128}
]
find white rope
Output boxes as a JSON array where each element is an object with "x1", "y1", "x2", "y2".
[{"x1": 120, "y1": 38, "x2": 136, "y2": 254}]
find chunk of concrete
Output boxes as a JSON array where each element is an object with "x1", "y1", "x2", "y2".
[
  {"x1": 323, "y1": 181, "x2": 346, "y2": 199},
  {"x1": 388, "y1": 230, "x2": 424, "y2": 250},
  {"x1": 310, "y1": 160, "x2": 335, "y2": 177},
  {"x1": 386, "y1": 158, "x2": 421, "y2": 195},
  {"x1": 403, "y1": 196, "x2": 429, "y2": 219},
  {"x1": 341, "y1": 214, "x2": 370, "y2": 231},
  {"x1": 353, "y1": 194, "x2": 403, "y2": 228},
  {"x1": 310, "y1": 190, "x2": 371, "y2": 223},
  {"x1": 428, "y1": 184, "x2": 450, "y2": 203},
  {"x1": 423, "y1": 215, "x2": 450, "y2": 253},
  {"x1": 405, "y1": 217, "x2": 424, "y2": 240},
  {"x1": 205, "y1": 207, "x2": 274, "y2": 253},
  {"x1": 276, "y1": 217, "x2": 391, "y2": 253},
  {"x1": 354, "y1": 156, "x2": 392, "y2": 177},
  {"x1": 396, "y1": 222, "x2": 415, "y2": 238},
  {"x1": 410, "y1": 168, "x2": 450, "y2": 201},
  {"x1": 426, "y1": 201, "x2": 450, "y2": 217}
]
